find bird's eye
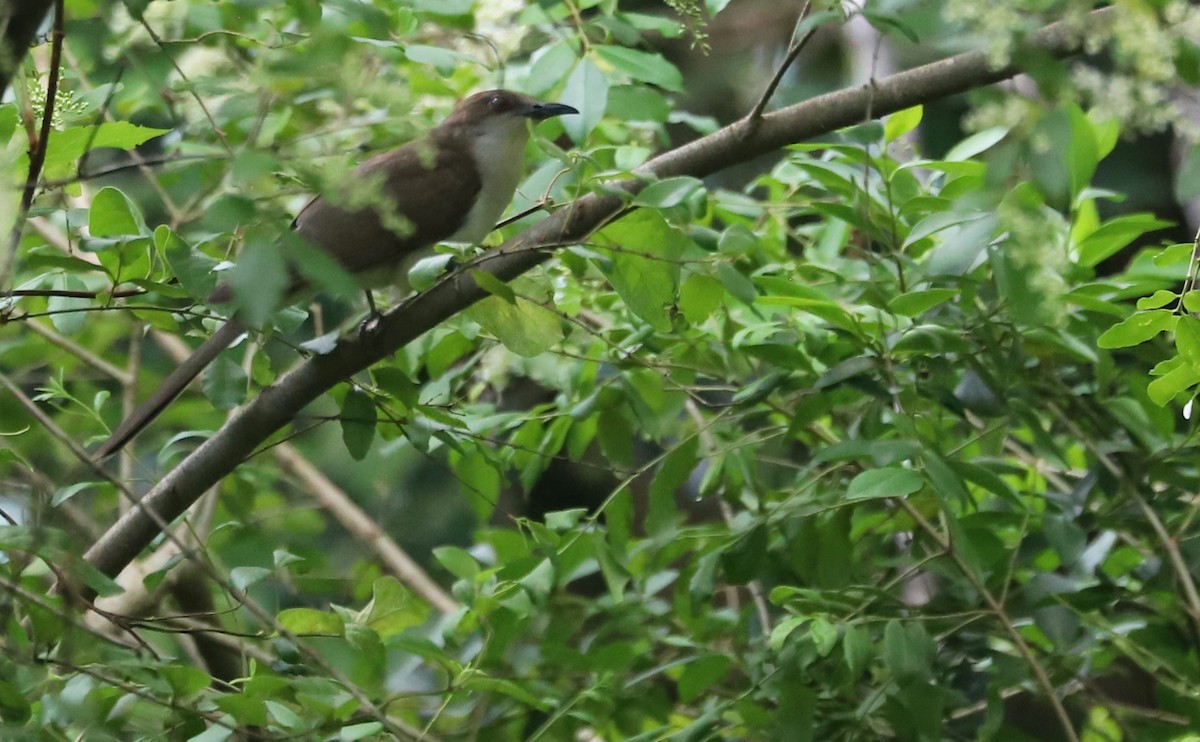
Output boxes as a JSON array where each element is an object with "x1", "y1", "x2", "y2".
[{"x1": 488, "y1": 95, "x2": 509, "y2": 112}]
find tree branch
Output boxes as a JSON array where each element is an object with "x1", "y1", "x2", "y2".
[{"x1": 81, "y1": 6, "x2": 1117, "y2": 593}]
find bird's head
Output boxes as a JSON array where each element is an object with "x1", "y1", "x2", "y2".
[{"x1": 444, "y1": 89, "x2": 578, "y2": 139}]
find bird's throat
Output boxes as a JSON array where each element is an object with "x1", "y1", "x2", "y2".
[{"x1": 449, "y1": 120, "x2": 531, "y2": 245}]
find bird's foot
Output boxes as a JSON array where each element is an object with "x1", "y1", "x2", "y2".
[
  {"x1": 359, "y1": 291, "x2": 383, "y2": 335},
  {"x1": 358, "y1": 311, "x2": 383, "y2": 336}
]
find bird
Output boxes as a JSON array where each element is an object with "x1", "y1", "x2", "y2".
[{"x1": 94, "y1": 89, "x2": 578, "y2": 460}]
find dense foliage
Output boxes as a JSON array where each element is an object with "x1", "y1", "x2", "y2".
[{"x1": 2, "y1": 0, "x2": 1199, "y2": 740}]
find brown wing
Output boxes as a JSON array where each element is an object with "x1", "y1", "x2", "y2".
[{"x1": 292, "y1": 132, "x2": 482, "y2": 277}]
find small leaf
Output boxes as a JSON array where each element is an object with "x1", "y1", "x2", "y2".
[
  {"x1": 1147, "y1": 362, "x2": 1200, "y2": 406},
  {"x1": 519, "y1": 558, "x2": 555, "y2": 599},
  {"x1": 89, "y1": 186, "x2": 146, "y2": 237},
  {"x1": 593, "y1": 45, "x2": 683, "y2": 91},
  {"x1": 885, "y1": 105, "x2": 922, "y2": 142},
  {"x1": 1097, "y1": 310, "x2": 1175, "y2": 349},
  {"x1": 633, "y1": 176, "x2": 704, "y2": 209},
  {"x1": 433, "y1": 546, "x2": 479, "y2": 580},
  {"x1": 203, "y1": 354, "x2": 247, "y2": 411},
  {"x1": 470, "y1": 270, "x2": 515, "y2": 303},
  {"x1": 679, "y1": 274, "x2": 724, "y2": 323},
  {"x1": 470, "y1": 295, "x2": 563, "y2": 357},
  {"x1": 944, "y1": 127, "x2": 1008, "y2": 161},
  {"x1": 43, "y1": 122, "x2": 167, "y2": 177},
  {"x1": 846, "y1": 467, "x2": 923, "y2": 501},
  {"x1": 1136, "y1": 290, "x2": 1178, "y2": 310},
  {"x1": 678, "y1": 654, "x2": 731, "y2": 703},
  {"x1": 888, "y1": 288, "x2": 956, "y2": 316},
  {"x1": 561, "y1": 57, "x2": 608, "y2": 143},
  {"x1": 277, "y1": 607, "x2": 344, "y2": 636},
  {"x1": 340, "y1": 722, "x2": 385, "y2": 742},
  {"x1": 1175, "y1": 316, "x2": 1200, "y2": 368},
  {"x1": 340, "y1": 389, "x2": 376, "y2": 460},
  {"x1": 843, "y1": 623, "x2": 874, "y2": 677},
  {"x1": 595, "y1": 210, "x2": 689, "y2": 331},
  {"x1": 228, "y1": 239, "x2": 289, "y2": 327},
  {"x1": 47, "y1": 275, "x2": 89, "y2": 335},
  {"x1": 1076, "y1": 213, "x2": 1172, "y2": 267},
  {"x1": 407, "y1": 252, "x2": 454, "y2": 291},
  {"x1": 230, "y1": 566, "x2": 271, "y2": 592}
]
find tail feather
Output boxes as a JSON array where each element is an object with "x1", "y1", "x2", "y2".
[{"x1": 94, "y1": 319, "x2": 247, "y2": 460}]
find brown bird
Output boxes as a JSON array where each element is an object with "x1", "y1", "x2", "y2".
[{"x1": 95, "y1": 90, "x2": 577, "y2": 459}]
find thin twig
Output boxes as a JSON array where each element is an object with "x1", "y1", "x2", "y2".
[
  {"x1": 898, "y1": 498, "x2": 1079, "y2": 742},
  {"x1": 3, "y1": 286, "x2": 148, "y2": 300},
  {"x1": 745, "y1": 0, "x2": 816, "y2": 124},
  {"x1": 2, "y1": 0, "x2": 64, "y2": 287},
  {"x1": 138, "y1": 19, "x2": 232, "y2": 154},
  {"x1": 1045, "y1": 402, "x2": 1200, "y2": 628}
]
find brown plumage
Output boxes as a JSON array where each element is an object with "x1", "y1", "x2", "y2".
[{"x1": 95, "y1": 90, "x2": 576, "y2": 460}]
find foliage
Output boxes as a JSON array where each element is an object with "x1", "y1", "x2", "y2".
[{"x1": 2, "y1": 1, "x2": 1199, "y2": 741}]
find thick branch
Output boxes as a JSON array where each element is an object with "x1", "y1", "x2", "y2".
[{"x1": 82, "y1": 7, "x2": 1115, "y2": 592}]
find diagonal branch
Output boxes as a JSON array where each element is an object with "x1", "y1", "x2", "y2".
[{"x1": 80, "y1": 6, "x2": 1118, "y2": 593}]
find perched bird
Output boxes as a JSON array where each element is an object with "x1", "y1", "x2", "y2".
[{"x1": 95, "y1": 90, "x2": 577, "y2": 459}]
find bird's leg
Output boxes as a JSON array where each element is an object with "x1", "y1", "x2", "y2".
[{"x1": 359, "y1": 290, "x2": 383, "y2": 335}]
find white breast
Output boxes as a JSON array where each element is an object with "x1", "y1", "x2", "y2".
[{"x1": 449, "y1": 117, "x2": 530, "y2": 245}]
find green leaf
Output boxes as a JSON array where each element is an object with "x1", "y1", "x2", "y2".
[
  {"x1": 361, "y1": 577, "x2": 425, "y2": 638},
  {"x1": 1066, "y1": 104, "x2": 1099, "y2": 200},
  {"x1": 883, "y1": 621, "x2": 933, "y2": 682},
  {"x1": 843, "y1": 624, "x2": 875, "y2": 677},
  {"x1": 647, "y1": 436, "x2": 698, "y2": 535},
  {"x1": 1175, "y1": 316, "x2": 1200, "y2": 369},
  {"x1": 277, "y1": 607, "x2": 345, "y2": 636},
  {"x1": 1147, "y1": 361, "x2": 1200, "y2": 406},
  {"x1": 89, "y1": 186, "x2": 146, "y2": 237},
  {"x1": 340, "y1": 389, "x2": 376, "y2": 461},
  {"x1": 944, "y1": 127, "x2": 1008, "y2": 161},
  {"x1": 561, "y1": 56, "x2": 607, "y2": 143},
  {"x1": 404, "y1": 44, "x2": 475, "y2": 76},
  {"x1": 161, "y1": 663, "x2": 211, "y2": 698},
  {"x1": 595, "y1": 210, "x2": 688, "y2": 331},
  {"x1": 470, "y1": 269, "x2": 515, "y2": 304},
  {"x1": 519, "y1": 557, "x2": 555, "y2": 599},
  {"x1": 339, "y1": 722, "x2": 385, "y2": 742},
  {"x1": 888, "y1": 288, "x2": 956, "y2": 316},
  {"x1": 1175, "y1": 142, "x2": 1200, "y2": 203},
  {"x1": 527, "y1": 41, "x2": 577, "y2": 95},
  {"x1": 433, "y1": 546, "x2": 479, "y2": 580},
  {"x1": 158, "y1": 226, "x2": 218, "y2": 298},
  {"x1": 200, "y1": 353, "x2": 245, "y2": 414},
  {"x1": 846, "y1": 467, "x2": 923, "y2": 501},
  {"x1": 593, "y1": 45, "x2": 683, "y2": 91},
  {"x1": 227, "y1": 238, "x2": 288, "y2": 327},
  {"x1": 43, "y1": 122, "x2": 168, "y2": 177},
  {"x1": 884, "y1": 105, "x2": 922, "y2": 142},
  {"x1": 1076, "y1": 213, "x2": 1173, "y2": 267},
  {"x1": 1097, "y1": 310, "x2": 1175, "y2": 349},
  {"x1": 679, "y1": 273, "x2": 724, "y2": 323},
  {"x1": 469, "y1": 295, "x2": 563, "y2": 357},
  {"x1": 230, "y1": 566, "x2": 271, "y2": 592},
  {"x1": 1154, "y1": 243, "x2": 1194, "y2": 267},
  {"x1": 1136, "y1": 290, "x2": 1178, "y2": 310},
  {"x1": 407, "y1": 252, "x2": 454, "y2": 291},
  {"x1": 678, "y1": 654, "x2": 731, "y2": 703},
  {"x1": 47, "y1": 275, "x2": 88, "y2": 335},
  {"x1": 633, "y1": 176, "x2": 704, "y2": 209}
]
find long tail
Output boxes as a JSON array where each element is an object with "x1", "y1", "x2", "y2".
[{"x1": 94, "y1": 318, "x2": 247, "y2": 460}]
